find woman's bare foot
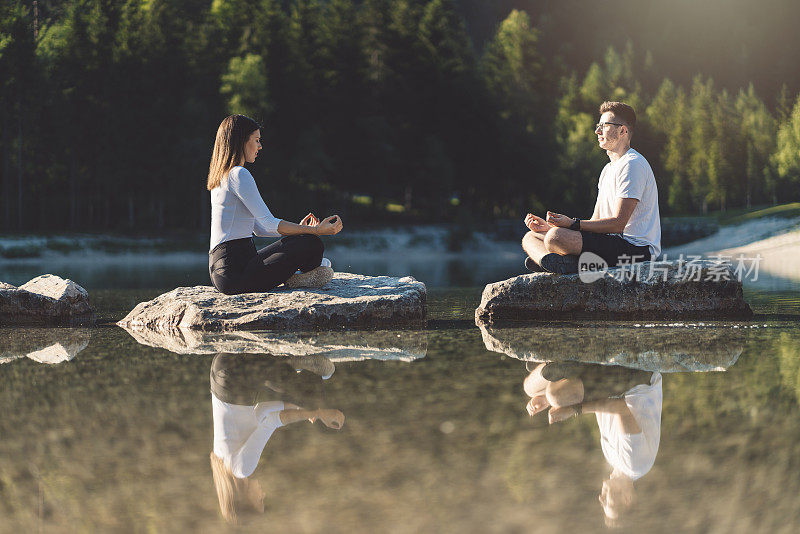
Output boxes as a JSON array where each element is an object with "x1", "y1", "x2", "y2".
[{"x1": 284, "y1": 266, "x2": 334, "y2": 289}]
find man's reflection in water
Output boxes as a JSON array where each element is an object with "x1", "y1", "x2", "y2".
[
  {"x1": 209, "y1": 353, "x2": 345, "y2": 524},
  {"x1": 524, "y1": 362, "x2": 662, "y2": 526}
]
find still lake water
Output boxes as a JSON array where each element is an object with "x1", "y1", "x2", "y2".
[{"x1": 2, "y1": 248, "x2": 800, "y2": 533}]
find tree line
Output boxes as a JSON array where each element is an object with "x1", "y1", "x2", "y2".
[{"x1": 2, "y1": 0, "x2": 800, "y2": 233}]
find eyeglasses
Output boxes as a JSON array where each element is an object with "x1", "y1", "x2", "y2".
[{"x1": 595, "y1": 122, "x2": 625, "y2": 131}]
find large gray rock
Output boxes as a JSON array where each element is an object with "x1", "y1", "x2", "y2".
[
  {"x1": 118, "y1": 272, "x2": 427, "y2": 331},
  {"x1": 479, "y1": 323, "x2": 746, "y2": 372},
  {"x1": 0, "y1": 327, "x2": 91, "y2": 364},
  {"x1": 0, "y1": 275, "x2": 95, "y2": 326},
  {"x1": 475, "y1": 260, "x2": 752, "y2": 324},
  {"x1": 119, "y1": 326, "x2": 427, "y2": 361}
]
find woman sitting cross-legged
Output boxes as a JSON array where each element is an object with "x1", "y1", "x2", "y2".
[{"x1": 208, "y1": 114, "x2": 343, "y2": 295}]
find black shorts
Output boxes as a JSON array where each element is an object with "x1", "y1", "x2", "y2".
[
  {"x1": 540, "y1": 362, "x2": 653, "y2": 403},
  {"x1": 580, "y1": 232, "x2": 651, "y2": 267}
]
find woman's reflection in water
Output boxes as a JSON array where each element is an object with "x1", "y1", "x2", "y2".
[
  {"x1": 524, "y1": 361, "x2": 662, "y2": 526},
  {"x1": 209, "y1": 353, "x2": 345, "y2": 524}
]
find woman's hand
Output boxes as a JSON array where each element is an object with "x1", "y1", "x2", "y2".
[
  {"x1": 315, "y1": 215, "x2": 343, "y2": 235},
  {"x1": 315, "y1": 409, "x2": 345, "y2": 429},
  {"x1": 300, "y1": 213, "x2": 319, "y2": 226},
  {"x1": 525, "y1": 213, "x2": 551, "y2": 233},
  {"x1": 545, "y1": 211, "x2": 574, "y2": 228}
]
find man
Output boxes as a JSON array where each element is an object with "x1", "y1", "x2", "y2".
[
  {"x1": 524, "y1": 361, "x2": 662, "y2": 527},
  {"x1": 523, "y1": 101, "x2": 661, "y2": 274}
]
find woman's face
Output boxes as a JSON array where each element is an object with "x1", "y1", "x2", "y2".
[{"x1": 243, "y1": 130, "x2": 262, "y2": 164}]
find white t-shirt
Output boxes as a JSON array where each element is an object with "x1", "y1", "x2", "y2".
[
  {"x1": 212, "y1": 395, "x2": 284, "y2": 478},
  {"x1": 595, "y1": 148, "x2": 662, "y2": 258},
  {"x1": 596, "y1": 372, "x2": 662, "y2": 481},
  {"x1": 209, "y1": 166, "x2": 283, "y2": 252}
]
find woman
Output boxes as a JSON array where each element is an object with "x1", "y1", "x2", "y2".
[
  {"x1": 209, "y1": 353, "x2": 344, "y2": 524},
  {"x1": 208, "y1": 115, "x2": 343, "y2": 294}
]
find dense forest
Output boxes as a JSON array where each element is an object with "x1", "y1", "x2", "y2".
[{"x1": 2, "y1": 0, "x2": 800, "y2": 233}]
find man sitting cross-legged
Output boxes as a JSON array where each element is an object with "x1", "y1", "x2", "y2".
[{"x1": 523, "y1": 101, "x2": 661, "y2": 274}]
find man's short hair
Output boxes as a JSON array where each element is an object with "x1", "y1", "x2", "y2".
[{"x1": 599, "y1": 101, "x2": 636, "y2": 132}]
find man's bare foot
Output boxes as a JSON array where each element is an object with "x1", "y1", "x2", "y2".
[
  {"x1": 525, "y1": 257, "x2": 544, "y2": 272},
  {"x1": 540, "y1": 253, "x2": 579, "y2": 274},
  {"x1": 523, "y1": 362, "x2": 549, "y2": 397}
]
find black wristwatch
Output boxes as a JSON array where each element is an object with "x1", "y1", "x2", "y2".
[{"x1": 570, "y1": 218, "x2": 581, "y2": 231}]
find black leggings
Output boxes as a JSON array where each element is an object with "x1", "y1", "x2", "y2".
[{"x1": 209, "y1": 235, "x2": 324, "y2": 294}]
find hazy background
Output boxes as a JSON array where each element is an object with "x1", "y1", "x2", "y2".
[{"x1": 2, "y1": 0, "x2": 800, "y2": 234}]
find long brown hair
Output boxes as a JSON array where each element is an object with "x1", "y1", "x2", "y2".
[
  {"x1": 207, "y1": 115, "x2": 261, "y2": 191},
  {"x1": 210, "y1": 452, "x2": 265, "y2": 524}
]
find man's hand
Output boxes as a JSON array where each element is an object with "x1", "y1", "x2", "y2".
[
  {"x1": 526, "y1": 394, "x2": 550, "y2": 416},
  {"x1": 300, "y1": 213, "x2": 319, "y2": 226},
  {"x1": 548, "y1": 404, "x2": 580, "y2": 424},
  {"x1": 545, "y1": 211, "x2": 575, "y2": 229},
  {"x1": 524, "y1": 213, "x2": 551, "y2": 233}
]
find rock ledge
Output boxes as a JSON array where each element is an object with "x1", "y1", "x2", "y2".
[
  {"x1": 0, "y1": 275, "x2": 95, "y2": 326},
  {"x1": 475, "y1": 260, "x2": 753, "y2": 324},
  {"x1": 118, "y1": 272, "x2": 427, "y2": 331}
]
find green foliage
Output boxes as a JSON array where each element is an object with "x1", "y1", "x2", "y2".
[
  {"x1": 777, "y1": 332, "x2": 800, "y2": 405},
  {"x1": 771, "y1": 93, "x2": 800, "y2": 193},
  {"x1": 481, "y1": 10, "x2": 542, "y2": 130},
  {"x1": 0, "y1": 1, "x2": 798, "y2": 232},
  {"x1": 735, "y1": 84, "x2": 777, "y2": 206},
  {"x1": 722, "y1": 202, "x2": 800, "y2": 225},
  {"x1": 220, "y1": 53, "x2": 269, "y2": 118},
  {"x1": 418, "y1": 0, "x2": 472, "y2": 78}
]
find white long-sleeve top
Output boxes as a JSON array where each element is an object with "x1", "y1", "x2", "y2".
[
  {"x1": 209, "y1": 166, "x2": 283, "y2": 252},
  {"x1": 212, "y1": 395, "x2": 285, "y2": 478}
]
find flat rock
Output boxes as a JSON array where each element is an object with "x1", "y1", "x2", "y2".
[
  {"x1": 479, "y1": 323, "x2": 746, "y2": 372},
  {"x1": 475, "y1": 260, "x2": 752, "y2": 324},
  {"x1": 0, "y1": 327, "x2": 91, "y2": 364},
  {"x1": 118, "y1": 272, "x2": 427, "y2": 331},
  {"x1": 0, "y1": 275, "x2": 95, "y2": 326},
  {"x1": 120, "y1": 326, "x2": 427, "y2": 361}
]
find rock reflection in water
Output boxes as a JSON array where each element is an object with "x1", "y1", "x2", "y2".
[
  {"x1": 120, "y1": 326, "x2": 428, "y2": 361},
  {"x1": 209, "y1": 352, "x2": 344, "y2": 525},
  {"x1": 524, "y1": 361, "x2": 662, "y2": 526},
  {"x1": 0, "y1": 327, "x2": 90, "y2": 364},
  {"x1": 480, "y1": 323, "x2": 745, "y2": 372}
]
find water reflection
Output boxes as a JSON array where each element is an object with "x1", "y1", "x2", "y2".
[
  {"x1": 524, "y1": 361, "x2": 662, "y2": 526},
  {"x1": 0, "y1": 327, "x2": 90, "y2": 364},
  {"x1": 120, "y1": 326, "x2": 428, "y2": 361},
  {"x1": 209, "y1": 352, "x2": 344, "y2": 524},
  {"x1": 480, "y1": 323, "x2": 746, "y2": 372}
]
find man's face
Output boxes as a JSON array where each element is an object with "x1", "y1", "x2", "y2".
[
  {"x1": 599, "y1": 476, "x2": 634, "y2": 520},
  {"x1": 595, "y1": 112, "x2": 627, "y2": 151}
]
